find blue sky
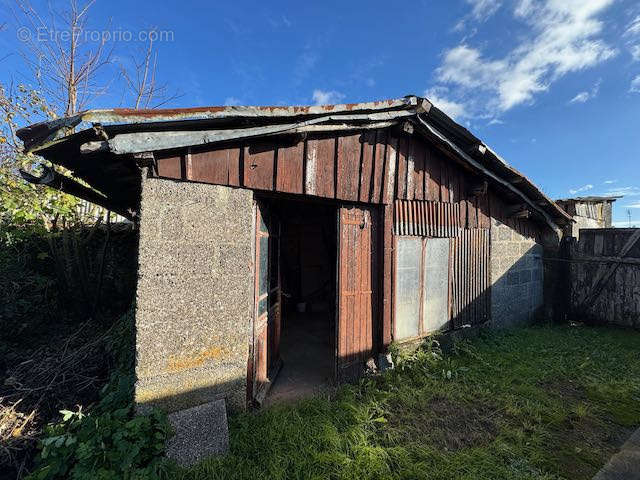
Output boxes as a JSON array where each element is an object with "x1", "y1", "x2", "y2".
[{"x1": 2, "y1": 0, "x2": 639, "y2": 225}]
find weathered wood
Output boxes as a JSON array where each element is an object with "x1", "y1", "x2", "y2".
[
  {"x1": 359, "y1": 131, "x2": 376, "y2": 203},
  {"x1": 336, "y1": 134, "x2": 362, "y2": 201},
  {"x1": 396, "y1": 136, "x2": 408, "y2": 200},
  {"x1": 305, "y1": 136, "x2": 336, "y2": 198},
  {"x1": 382, "y1": 203, "x2": 394, "y2": 349},
  {"x1": 276, "y1": 142, "x2": 304, "y2": 194},
  {"x1": 382, "y1": 135, "x2": 398, "y2": 204},
  {"x1": 243, "y1": 143, "x2": 275, "y2": 190},
  {"x1": 371, "y1": 130, "x2": 387, "y2": 203},
  {"x1": 468, "y1": 180, "x2": 488, "y2": 197}
]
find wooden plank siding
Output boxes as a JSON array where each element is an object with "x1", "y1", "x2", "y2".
[{"x1": 150, "y1": 129, "x2": 484, "y2": 210}]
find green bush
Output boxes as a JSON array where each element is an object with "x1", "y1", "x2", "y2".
[{"x1": 26, "y1": 313, "x2": 174, "y2": 480}]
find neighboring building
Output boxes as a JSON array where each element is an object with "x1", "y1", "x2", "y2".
[
  {"x1": 17, "y1": 96, "x2": 572, "y2": 419},
  {"x1": 556, "y1": 196, "x2": 619, "y2": 238}
]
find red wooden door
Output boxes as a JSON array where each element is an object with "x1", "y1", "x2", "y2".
[
  {"x1": 336, "y1": 205, "x2": 379, "y2": 381},
  {"x1": 249, "y1": 202, "x2": 282, "y2": 404}
]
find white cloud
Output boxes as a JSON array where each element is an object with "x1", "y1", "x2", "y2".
[
  {"x1": 569, "y1": 79, "x2": 601, "y2": 103},
  {"x1": 467, "y1": 0, "x2": 502, "y2": 21},
  {"x1": 569, "y1": 184, "x2": 594, "y2": 194},
  {"x1": 312, "y1": 89, "x2": 345, "y2": 105},
  {"x1": 432, "y1": 0, "x2": 616, "y2": 117},
  {"x1": 569, "y1": 91, "x2": 590, "y2": 103},
  {"x1": 624, "y1": 15, "x2": 640, "y2": 37},
  {"x1": 424, "y1": 86, "x2": 469, "y2": 120},
  {"x1": 631, "y1": 75, "x2": 640, "y2": 93},
  {"x1": 488, "y1": 118, "x2": 505, "y2": 125},
  {"x1": 624, "y1": 202, "x2": 640, "y2": 208},
  {"x1": 454, "y1": 0, "x2": 502, "y2": 32},
  {"x1": 631, "y1": 45, "x2": 640, "y2": 62},
  {"x1": 604, "y1": 179, "x2": 617, "y2": 184},
  {"x1": 224, "y1": 97, "x2": 242, "y2": 106},
  {"x1": 604, "y1": 186, "x2": 640, "y2": 197}
]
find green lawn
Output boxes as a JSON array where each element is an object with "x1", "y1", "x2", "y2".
[{"x1": 176, "y1": 326, "x2": 640, "y2": 480}]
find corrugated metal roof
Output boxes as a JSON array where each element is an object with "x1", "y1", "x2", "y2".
[{"x1": 16, "y1": 95, "x2": 573, "y2": 226}]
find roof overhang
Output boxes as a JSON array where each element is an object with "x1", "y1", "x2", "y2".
[{"x1": 16, "y1": 95, "x2": 572, "y2": 229}]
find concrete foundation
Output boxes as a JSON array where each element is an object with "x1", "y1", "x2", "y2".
[
  {"x1": 490, "y1": 218, "x2": 544, "y2": 327},
  {"x1": 134, "y1": 176, "x2": 254, "y2": 413}
]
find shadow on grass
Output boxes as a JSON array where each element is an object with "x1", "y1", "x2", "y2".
[{"x1": 174, "y1": 326, "x2": 640, "y2": 480}]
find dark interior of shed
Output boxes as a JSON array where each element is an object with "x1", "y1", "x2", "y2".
[{"x1": 262, "y1": 198, "x2": 337, "y2": 405}]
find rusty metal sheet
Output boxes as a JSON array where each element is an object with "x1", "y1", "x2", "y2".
[
  {"x1": 450, "y1": 229, "x2": 490, "y2": 327},
  {"x1": 393, "y1": 200, "x2": 461, "y2": 237}
]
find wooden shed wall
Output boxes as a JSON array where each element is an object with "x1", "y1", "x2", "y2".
[{"x1": 150, "y1": 128, "x2": 544, "y2": 344}]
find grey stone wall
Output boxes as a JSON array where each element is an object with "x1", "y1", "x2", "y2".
[
  {"x1": 490, "y1": 218, "x2": 544, "y2": 327},
  {"x1": 135, "y1": 176, "x2": 254, "y2": 413}
]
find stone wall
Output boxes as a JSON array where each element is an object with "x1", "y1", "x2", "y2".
[
  {"x1": 135, "y1": 175, "x2": 254, "y2": 413},
  {"x1": 490, "y1": 217, "x2": 544, "y2": 327}
]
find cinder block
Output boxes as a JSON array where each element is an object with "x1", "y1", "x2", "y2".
[{"x1": 166, "y1": 399, "x2": 229, "y2": 466}]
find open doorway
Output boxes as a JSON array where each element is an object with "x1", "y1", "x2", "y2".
[{"x1": 255, "y1": 197, "x2": 338, "y2": 406}]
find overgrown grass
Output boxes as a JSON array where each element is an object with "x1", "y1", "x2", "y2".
[{"x1": 177, "y1": 326, "x2": 640, "y2": 480}]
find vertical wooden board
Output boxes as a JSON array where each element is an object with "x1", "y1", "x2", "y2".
[
  {"x1": 359, "y1": 131, "x2": 375, "y2": 203},
  {"x1": 276, "y1": 141, "x2": 304, "y2": 194},
  {"x1": 371, "y1": 130, "x2": 387, "y2": 204},
  {"x1": 228, "y1": 147, "x2": 241, "y2": 186},
  {"x1": 382, "y1": 136, "x2": 398, "y2": 204},
  {"x1": 425, "y1": 147, "x2": 440, "y2": 201},
  {"x1": 412, "y1": 139, "x2": 425, "y2": 200},
  {"x1": 306, "y1": 136, "x2": 336, "y2": 198},
  {"x1": 337, "y1": 134, "x2": 362, "y2": 201},
  {"x1": 440, "y1": 160, "x2": 450, "y2": 202},
  {"x1": 382, "y1": 204, "x2": 393, "y2": 348},
  {"x1": 478, "y1": 193, "x2": 490, "y2": 228},
  {"x1": 449, "y1": 167, "x2": 460, "y2": 204},
  {"x1": 396, "y1": 136, "x2": 408, "y2": 200},
  {"x1": 337, "y1": 205, "x2": 378, "y2": 380},
  {"x1": 189, "y1": 148, "x2": 229, "y2": 184},
  {"x1": 244, "y1": 143, "x2": 275, "y2": 190},
  {"x1": 406, "y1": 138, "x2": 416, "y2": 201},
  {"x1": 155, "y1": 154, "x2": 182, "y2": 179},
  {"x1": 467, "y1": 198, "x2": 478, "y2": 228}
]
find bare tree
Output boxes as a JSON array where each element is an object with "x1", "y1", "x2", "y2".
[
  {"x1": 119, "y1": 31, "x2": 181, "y2": 109},
  {"x1": 13, "y1": 0, "x2": 113, "y2": 116}
]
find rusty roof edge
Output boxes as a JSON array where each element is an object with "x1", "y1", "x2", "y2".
[
  {"x1": 414, "y1": 114, "x2": 565, "y2": 231},
  {"x1": 17, "y1": 96, "x2": 419, "y2": 152}
]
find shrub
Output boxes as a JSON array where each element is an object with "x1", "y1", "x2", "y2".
[{"x1": 26, "y1": 313, "x2": 174, "y2": 480}]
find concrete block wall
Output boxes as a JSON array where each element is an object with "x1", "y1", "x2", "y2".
[
  {"x1": 490, "y1": 217, "x2": 544, "y2": 327},
  {"x1": 135, "y1": 176, "x2": 254, "y2": 413}
]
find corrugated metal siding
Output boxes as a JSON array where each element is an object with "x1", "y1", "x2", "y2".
[
  {"x1": 450, "y1": 229, "x2": 491, "y2": 328},
  {"x1": 393, "y1": 199, "x2": 461, "y2": 237}
]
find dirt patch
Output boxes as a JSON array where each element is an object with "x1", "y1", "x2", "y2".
[
  {"x1": 540, "y1": 379, "x2": 587, "y2": 403},
  {"x1": 387, "y1": 395, "x2": 499, "y2": 451}
]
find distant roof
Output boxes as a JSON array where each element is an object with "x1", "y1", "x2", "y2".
[
  {"x1": 16, "y1": 95, "x2": 572, "y2": 227},
  {"x1": 556, "y1": 196, "x2": 622, "y2": 203}
]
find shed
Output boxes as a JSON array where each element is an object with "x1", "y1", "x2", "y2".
[
  {"x1": 18, "y1": 95, "x2": 572, "y2": 413},
  {"x1": 556, "y1": 196, "x2": 620, "y2": 238}
]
